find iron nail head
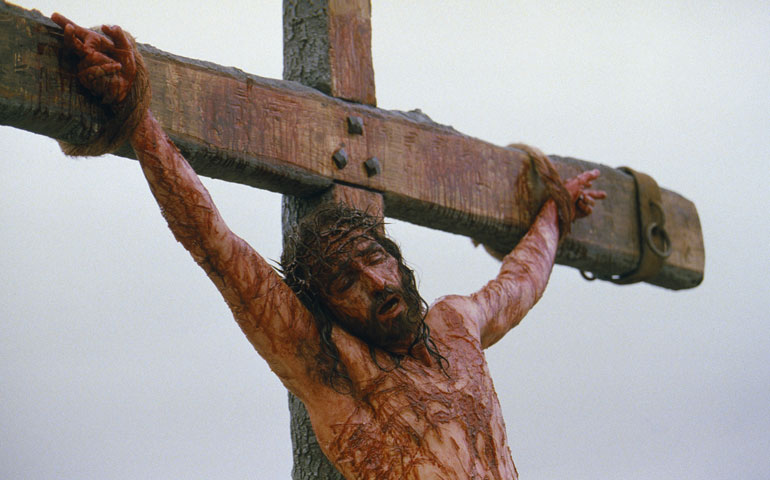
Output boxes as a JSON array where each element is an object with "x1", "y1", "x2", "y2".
[
  {"x1": 332, "y1": 147, "x2": 348, "y2": 169},
  {"x1": 364, "y1": 157, "x2": 381, "y2": 177},
  {"x1": 347, "y1": 116, "x2": 364, "y2": 135}
]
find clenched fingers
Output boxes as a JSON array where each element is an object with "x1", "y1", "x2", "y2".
[
  {"x1": 101, "y1": 25, "x2": 136, "y2": 79},
  {"x1": 53, "y1": 13, "x2": 117, "y2": 59}
]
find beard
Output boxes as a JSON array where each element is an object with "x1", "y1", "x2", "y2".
[{"x1": 344, "y1": 284, "x2": 424, "y2": 352}]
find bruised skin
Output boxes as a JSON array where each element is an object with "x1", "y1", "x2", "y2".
[
  {"x1": 52, "y1": 13, "x2": 136, "y2": 104},
  {"x1": 130, "y1": 102, "x2": 520, "y2": 480},
  {"x1": 55, "y1": 14, "x2": 604, "y2": 480},
  {"x1": 325, "y1": 311, "x2": 518, "y2": 479},
  {"x1": 317, "y1": 199, "x2": 586, "y2": 479},
  {"x1": 129, "y1": 109, "x2": 327, "y2": 394}
]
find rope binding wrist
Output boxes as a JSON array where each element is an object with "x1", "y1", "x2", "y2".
[
  {"x1": 58, "y1": 28, "x2": 152, "y2": 157},
  {"x1": 508, "y1": 143, "x2": 574, "y2": 241}
]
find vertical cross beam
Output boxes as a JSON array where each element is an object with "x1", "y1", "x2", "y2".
[
  {"x1": 283, "y1": 0, "x2": 376, "y2": 105},
  {"x1": 282, "y1": 1, "x2": 378, "y2": 477}
]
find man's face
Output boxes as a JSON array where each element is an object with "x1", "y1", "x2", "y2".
[{"x1": 321, "y1": 236, "x2": 420, "y2": 350}]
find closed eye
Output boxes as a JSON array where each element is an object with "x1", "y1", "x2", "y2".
[
  {"x1": 331, "y1": 273, "x2": 356, "y2": 294},
  {"x1": 358, "y1": 244, "x2": 387, "y2": 265},
  {"x1": 365, "y1": 251, "x2": 385, "y2": 265}
]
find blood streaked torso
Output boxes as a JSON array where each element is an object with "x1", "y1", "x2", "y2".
[{"x1": 310, "y1": 299, "x2": 520, "y2": 480}]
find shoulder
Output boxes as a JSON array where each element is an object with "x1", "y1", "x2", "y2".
[{"x1": 426, "y1": 294, "x2": 482, "y2": 341}]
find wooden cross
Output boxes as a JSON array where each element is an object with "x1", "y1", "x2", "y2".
[{"x1": 0, "y1": 1, "x2": 705, "y2": 477}]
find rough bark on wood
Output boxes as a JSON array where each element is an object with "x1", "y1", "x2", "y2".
[
  {"x1": 284, "y1": 0, "x2": 376, "y2": 105},
  {"x1": 282, "y1": 184, "x2": 382, "y2": 480},
  {"x1": 0, "y1": 0, "x2": 706, "y2": 477},
  {"x1": 0, "y1": 0, "x2": 703, "y2": 291},
  {"x1": 283, "y1": 2, "x2": 381, "y2": 477},
  {"x1": 287, "y1": 392, "x2": 343, "y2": 480}
]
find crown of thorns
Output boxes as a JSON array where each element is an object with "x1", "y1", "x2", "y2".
[{"x1": 281, "y1": 204, "x2": 385, "y2": 299}]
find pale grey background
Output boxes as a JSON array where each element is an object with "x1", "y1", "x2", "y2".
[{"x1": 1, "y1": 1, "x2": 768, "y2": 478}]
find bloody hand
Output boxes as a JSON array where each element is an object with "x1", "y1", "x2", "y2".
[
  {"x1": 564, "y1": 169, "x2": 607, "y2": 219},
  {"x1": 52, "y1": 13, "x2": 136, "y2": 105}
]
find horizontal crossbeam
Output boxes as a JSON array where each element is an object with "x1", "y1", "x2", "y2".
[{"x1": 0, "y1": 2, "x2": 703, "y2": 289}]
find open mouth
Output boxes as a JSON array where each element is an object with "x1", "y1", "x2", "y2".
[{"x1": 378, "y1": 295, "x2": 401, "y2": 316}]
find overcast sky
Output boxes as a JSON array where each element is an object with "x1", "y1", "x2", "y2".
[{"x1": 1, "y1": 1, "x2": 768, "y2": 479}]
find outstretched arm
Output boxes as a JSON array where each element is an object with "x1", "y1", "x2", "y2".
[
  {"x1": 51, "y1": 14, "x2": 326, "y2": 400},
  {"x1": 465, "y1": 170, "x2": 605, "y2": 349}
]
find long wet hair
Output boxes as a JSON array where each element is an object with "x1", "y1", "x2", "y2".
[{"x1": 281, "y1": 203, "x2": 448, "y2": 393}]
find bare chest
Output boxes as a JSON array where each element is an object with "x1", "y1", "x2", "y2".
[{"x1": 320, "y1": 337, "x2": 518, "y2": 479}]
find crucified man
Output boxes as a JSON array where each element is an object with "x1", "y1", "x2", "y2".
[{"x1": 52, "y1": 14, "x2": 605, "y2": 479}]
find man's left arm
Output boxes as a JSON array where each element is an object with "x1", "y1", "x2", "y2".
[{"x1": 448, "y1": 170, "x2": 605, "y2": 349}]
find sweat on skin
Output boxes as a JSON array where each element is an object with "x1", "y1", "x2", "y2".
[{"x1": 52, "y1": 12, "x2": 605, "y2": 479}]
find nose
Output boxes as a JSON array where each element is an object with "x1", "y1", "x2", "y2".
[{"x1": 361, "y1": 266, "x2": 388, "y2": 291}]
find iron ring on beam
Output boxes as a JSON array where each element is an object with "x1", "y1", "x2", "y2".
[{"x1": 645, "y1": 222, "x2": 672, "y2": 259}]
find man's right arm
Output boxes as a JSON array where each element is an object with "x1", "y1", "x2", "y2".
[
  {"x1": 130, "y1": 112, "x2": 323, "y2": 394},
  {"x1": 52, "y1": 13, "x2": 328, "y2": 401}
]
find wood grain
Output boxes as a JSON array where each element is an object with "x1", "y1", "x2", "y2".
[
  {"x1": 283, "y1": 3, "x2": 378, "y2": 477},
  {"x1": 327, "y1": 0, "x2": 376, "y2": 105},
  {"x1": 283, "y1": 0, "x2": 376, "y2": 105},
  {"x1": 0, "y1": 2, "x2": 704, "y2": 289}
]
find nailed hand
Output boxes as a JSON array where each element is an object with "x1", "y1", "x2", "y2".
[
  {"x1": 564, "y1": 169, "x2": 607, "y2": 219},
  {"x1": 52, "y1": 13, "x2": 136, "y2": 105}
]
